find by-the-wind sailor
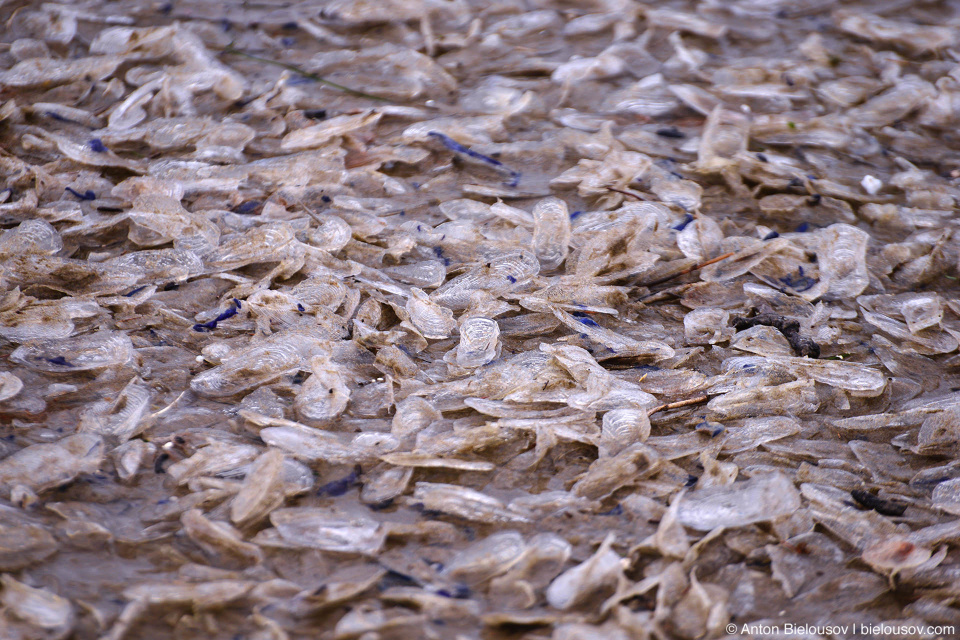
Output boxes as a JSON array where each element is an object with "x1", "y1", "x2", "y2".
[
  {"x1": 10, "y1": 331, "x2": 133, "y2": 372},
  {"x1": 456, "y1": 317, "x2": 500, "y2": 368},
  {"x1": 532, "y1": 197, "x2": 571, "y2": 271},
  {"x1": 677, "y1": 473, "x2": 801, "y2": 531}
]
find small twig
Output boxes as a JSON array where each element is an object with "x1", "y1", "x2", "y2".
[
  {"x1": 647, "y1": 395, "x2": 709, "y2": 417},
  {"x1": 638, "y1": 282, "x2": 694, "y2": 304},
  {"x1": 606, "y1": 186, "x2": 646, "y2": 201},
  {"x1": 150, "y1": 390, "x2": 187, "y2": 420},
  {"x1": 293, "y1": 196, "x2": 326, "y2": 225},
  {"x1": 642, "y1": 252, "x2": 735, "y2": 288},
  {"x1": 220, "y1": 44, "x2": 391, "y2": 102}
]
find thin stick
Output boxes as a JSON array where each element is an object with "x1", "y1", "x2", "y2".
[
  {"x1": 647, "y1": 395, "x2": 709, "y2": 417},
  {"x1": 150, "y1": 390, "x2": 187, "y2": 419},
  {"x1": 638, "y1": 283, "x2": 694, "y2": 304},
  {"x1": 607, "y1": 186, "x2": 646, "y2": 201},
  {"x1": 641, "y1": 252, "x2": 735, "y2": 287},
  {"x1": 220, "y1": 44, "x2": 391, "y2": 102}
]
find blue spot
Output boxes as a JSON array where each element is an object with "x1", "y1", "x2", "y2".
[
  {"x1": 280, "y1": 36, "x2": 297, "y2": 47},
  {"x1": 506, "y1": 275, "x2": 516, "y2": 283},
  {"x1": 696, "y1": 419, "x2": 725, "y2": 437},
  {"x1": 215, "y1": 306, "x2": 239, "y2": 323},
  {"x1": 795, "y1": 222, "x2": 810, "y2": 232},
  {"x1": 123, "y1": 286, "x2": 147, "y2": 297},
  {"x1": 570, "y1": 210, "x2": 584, "y2": 219},
  {"x1": 378, "y1": 570, "x2": 419, "y2": 590},
  {"x1": 320, "y1": 194, "x2": 331, "y2": 203},
  {"x1": 571, "y1": 312, "x2": 599, "y2": 327},
  {"x1": 88, "y1": 139, "x2": 107, "y2": 153},
  {"x1": 428, "y1": 131, "x2": 502, "y2": 167},
  {"x1": 192, "y1": 302, "x2": 240, "y2": 332},
  {"x1": 432, "y1": 246, "x2": 444, "y2": 258},
  {"x1": 599, "y1": 504, "x2": 623, "y2": 516},
  {"x1": 436, "y1": 584, "x2": 471, "y2": 599},
  {"x1": 65, "y1": 187, "x2": 96, "y2": 200},
  {"x1": 779, "y1": 265, "x2": 817, "y2": 292},
  {"x1": 399, "y1": 210, "x2": 406, "y2": 216},
  {"x1": 47, "y1": 356, "x2": 73, "y2": 367},
  {"x1": 428, "y1": 131, "x2": 520, "y2": 185},
  {"x1": 297, "y1": 303, "x2": 305, "y2": 313},
  {"x1": 234, "y1": 200, "x2": 260, "y2": 214},
  {"x1": 684, "y1": 475, "x2": 698, "y2": 487},
  {"x1": 656, "y1": 127, "x2": 684, "y2": 139},
  {"x1": 281, "y1": 21, "x2": 298, "y2": 30},
  {"x1": 672, "y1": 214, "x2": 694, "y2": 231},
  {"x1": 763, "y1": 230, "x2": 779, "y2": 240},
  {"x1": 317, "y1": 465, "x2": 361, "y2": 497}
]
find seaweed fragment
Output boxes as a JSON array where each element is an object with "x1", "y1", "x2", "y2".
[
  {"x1": 850, "y1": 489, "x2": 907, "y2": 517},
  {"x1": 731, "y1": 312, "x2": 820, "y2": 358}
]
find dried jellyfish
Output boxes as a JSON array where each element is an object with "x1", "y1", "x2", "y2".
[
  {"x1": 455, "y1": 317, "x2": 500, "y2": 368},
  {"x1": 532, "y1": 197, "x2": 571, "y2": 271},
  {"x1": 677, "y1": 473, "x2": 801, "y2": 531}
]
